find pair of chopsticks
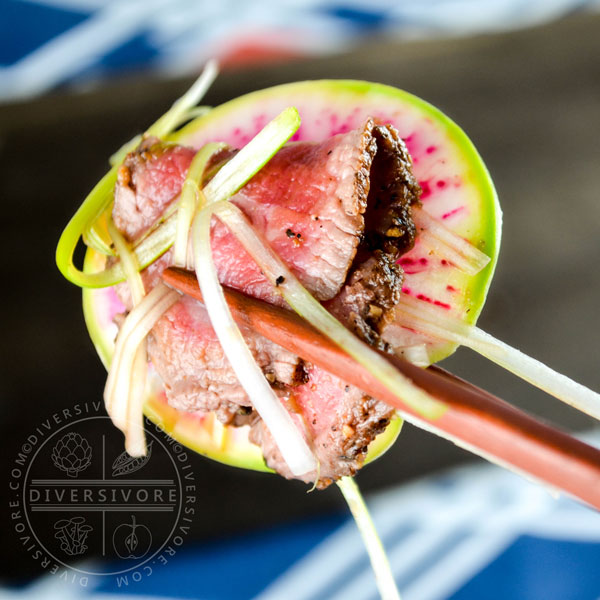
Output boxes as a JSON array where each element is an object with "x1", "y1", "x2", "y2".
[{"x1": 162, "y1": 267, "x2": 600, "y2": 510}]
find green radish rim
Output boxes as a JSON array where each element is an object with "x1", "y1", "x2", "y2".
[{"x1": 82, "y1": 79, "x2": 500, "y2": 473}]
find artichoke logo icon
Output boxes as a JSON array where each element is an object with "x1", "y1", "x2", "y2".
[{"x1": 51, "y1": 432, "x2": 92, "y2": 477}]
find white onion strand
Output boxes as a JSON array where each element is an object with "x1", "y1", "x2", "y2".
[
  {"x1": 395, "y1": 293, "x2": 600, "y2": 420},
  {"x1": 192, "y1": 203, "x2": 317, "y2": 476}
]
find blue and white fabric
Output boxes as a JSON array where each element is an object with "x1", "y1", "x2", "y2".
[
  {"x1": 2, "y1": 0, "x2": 600, "y2": 101},
  {"x1": 2, "y1": 459, "x2": 600, "y2": 600}
]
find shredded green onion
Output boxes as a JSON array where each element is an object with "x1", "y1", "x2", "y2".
[
  {"x1": 183, "y1": 106, "x2": 212, "y2": 122},
  {"x1": 58, "y1": 104, "x2": 299, "y2": 290},
  {"x1": 146, "y1": 60, "x2": 218, "y2": 139},
  {"x1": 107, "y1": 220, "x2": 145, "y2": 305},
  {"x1": 105, "y1": 219, "x2": 150, "y2": 455},
  {"x1": 124, "y1": 345, "x2": 149, "y2": 457},
  {"x1": 337, "y1": 477, "x2": 401, "y2": 600},
  {"x1": 104, "y1": 283, "x2": 180, "y2": 453},
  {"x1": 173, "y1": 142, "x2": 228, "y2": 267},
  {"x1": 202, "y1": 107, "x2": 301, "y2": 203},
  {"x1": 395, "y1": 293, "x2": 600, "y2": 420},
  {"x1": 56, "y1": 166, "x2": 121, "y2": 286},
  {"x1": 412, "y1": 206, "x2": 490, "y2": 275},
  {"x1": 192, "y1": 202, "x2": 317, "y2": 476},
  {"x1": 56, "y1": 61, "x2": 220, "y2": 289},
  {"x1": 82, "y1": 205, "x2": 115, "y2": 257}
]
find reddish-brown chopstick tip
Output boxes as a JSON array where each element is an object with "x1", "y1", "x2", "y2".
[{"x1": 162, "y1": 267, "x2": 600, "y2": 510}]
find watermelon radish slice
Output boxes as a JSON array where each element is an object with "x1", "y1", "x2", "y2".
[
  {"x1": 170, "y1": 81, "x2": 501, "y2": 363},
  {"x1": 82, "y1": 79, "x2": 500, "y2": 472}
]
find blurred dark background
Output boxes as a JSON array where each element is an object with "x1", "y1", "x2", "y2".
[{"x1": 2, "y1": 8, "x2": 599, "y2": 585}]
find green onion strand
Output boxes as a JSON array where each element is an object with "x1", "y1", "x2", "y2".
[
  {"x1": 337, "y1": 477, "x2": 401, "y2": 600},
  {"x1": 59, "y1": 105, "x2": 300, "y2": 289},
  {"x1": 173, "y1": 142, "x2": 228, "y2": 267},
  {"x1": 56, "y1": 61, "x2": 220, "y2": 288},
  {"x1": 146, "y1": 60, "x2": 218, "y2": 139},
  {"x1": 55, "y1": 166, "x2": 120, "y2": 287},
  {"x1": 83, "y1": 205, "x2": 116, "y2": 257}
]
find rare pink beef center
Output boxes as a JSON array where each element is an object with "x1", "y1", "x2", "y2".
[{"x1": 112, "y1": 118, "x2": 420, "y2": 486}]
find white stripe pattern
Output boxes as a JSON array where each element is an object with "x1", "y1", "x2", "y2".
[{"x1": 254, "y1": 459, "x2": 600, "y2": 600}]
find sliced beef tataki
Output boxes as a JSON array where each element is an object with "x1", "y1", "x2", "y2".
[{"x1": 111, "y1": 118, "x2": 420, "y2": 485}]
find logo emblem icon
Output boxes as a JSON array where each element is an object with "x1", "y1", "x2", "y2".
[
  {"x1": 113, "y1": 515, "x2": 152, "y2": 559},
  {"x1": 54, "y1": 517, "x2": 93, "y2": 556},
  {"x1": 11, "y1": 408, "x2": 196, "y2": 583},
  {"x1": 51, "y1": 432, "x2": 92, "y2": 477},
  {"x1": 112, "y1": 441, "x2": 153, "y2": 477}
]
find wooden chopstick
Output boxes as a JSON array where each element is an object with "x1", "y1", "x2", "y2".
[{"x1": 162, "y1": 267, "x2": 600, "y2": 510}]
